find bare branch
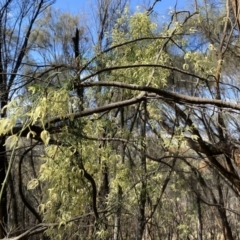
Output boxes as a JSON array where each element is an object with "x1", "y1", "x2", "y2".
[{"x1": 79, "y1": 81, "x2": 240, "y2": 111}]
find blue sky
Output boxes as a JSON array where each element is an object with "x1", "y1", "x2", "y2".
[{"x1": 53, "y1": 0, "x2": 189, "y2": 16}]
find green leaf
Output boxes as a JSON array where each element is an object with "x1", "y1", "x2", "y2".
[
  {"x1": 27, "y1": 179, "x2": 39, "y2": 190},
  {"x1": 4, "y1": 135, "x2": 19, "y2": 149},
  {"x1": 26, "y1": 130, "x2": 37, "y2": 139},
  {"x1": 40, "y1": 130, "x2": 50, "y2": 145}
]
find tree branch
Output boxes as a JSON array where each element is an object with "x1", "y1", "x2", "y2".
[{"x1": 79, "y1": 81, "x2": 240, "y2": 111}]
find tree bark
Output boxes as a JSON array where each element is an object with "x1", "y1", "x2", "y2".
[
  {"x1": 197, "y1": 196, "x2": 203, "y2": 240},
  {"x1": 136, "y1": 100, "x2": 147, "y2": 240},
  {"x1": 0, "y1": 137, "x2": 7, "y2": 239}
]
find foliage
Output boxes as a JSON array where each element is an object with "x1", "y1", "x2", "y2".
[{"x1": 2, "y1": 0, "x2": 240, "y2": 240}]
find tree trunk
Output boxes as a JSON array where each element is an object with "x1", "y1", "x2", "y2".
[
  {"x1": 0, "y1": 137, "x2": 7, "y2": 238},
  {"x1": 197, "y1": 195, "x2": 203, "y2": 240},
  {"x1": 113, "y1": 107, "x2": 124, "y2": 240},
  {"x1": 230, "y1": 0, "x2": 240, "y2": 34},
  {"x1": 136, "y1": 100, "x2": 147, "y2": 240},
  {"x1": 113, "y1": 186, "x2": 123, "y2": 240},
  {"x1": 217, "y1": 180, "x2": 234, "y2": 240}
]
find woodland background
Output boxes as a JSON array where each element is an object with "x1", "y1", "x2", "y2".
[{"x1": 1, "y1": 0, "x2": 240, "y2": 239}]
